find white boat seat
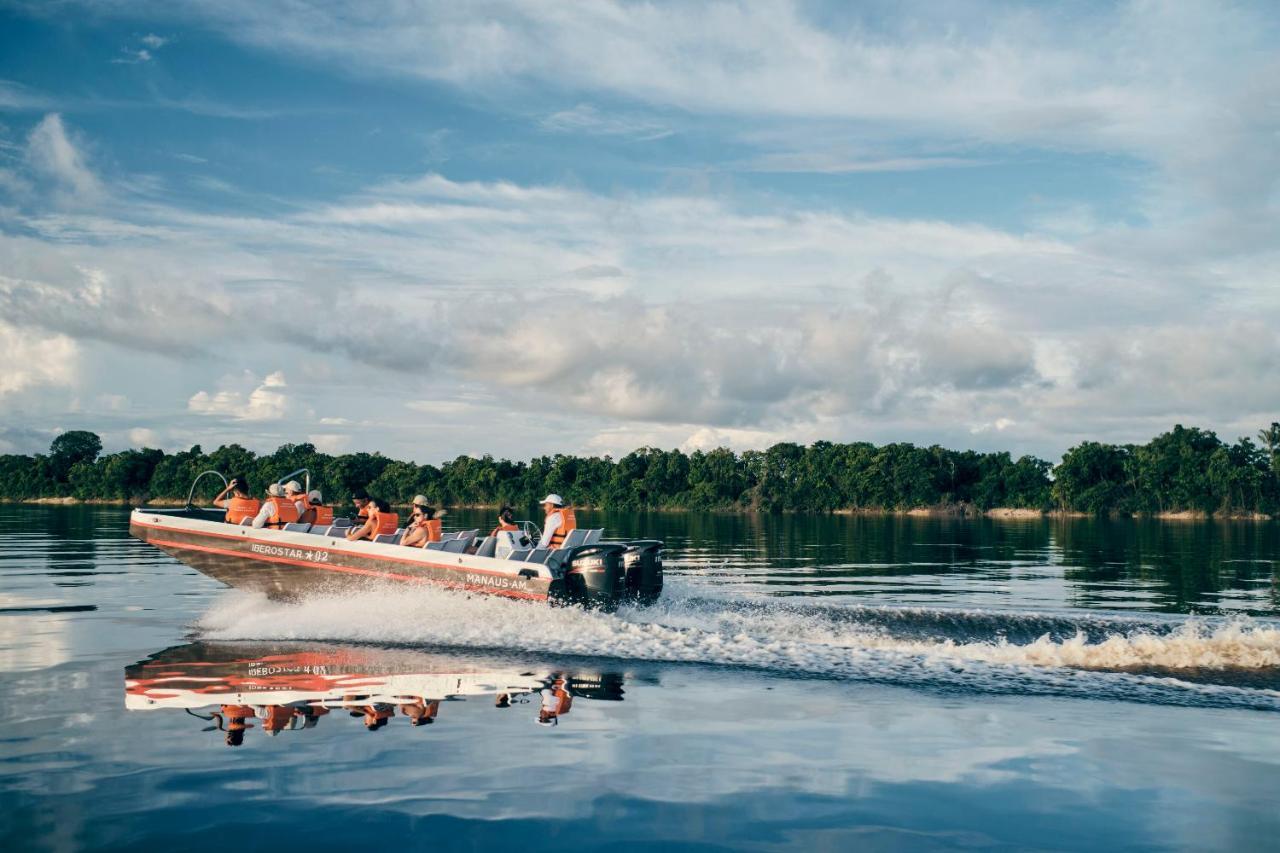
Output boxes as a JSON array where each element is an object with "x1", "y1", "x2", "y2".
[
  {"x1": 474, "y1": 536, "x2": 497, "y2": 558},
  {"x1": 507, "y1": 549, "x2": 530, "y2": 562},
  {"x1": 457, "y1": 529, "x2": 479, "y2": 541},
  {"x1": 442, "y1": 538, "x2": 469, "y2": 553},
  {"x1": 329, "y1": 518, "x2": 352, "y2": 528},
  {"x1": 425, "y1": 541, "x2": 447, "y2": 551},
  {"x1": 584, "y1": 528, "x2": 604, "y2": 544},
  {"x1": 284, "y1": 522, "x2": 312, "y2": 533},
  {"x1": 323, "y1": 525, "x2": 349, "y2": 537},
  {"x1": 438, "y1": 531, "x2": 459, "y2": 541},
  {"x1": 560, "y1": 528, "x2": 588, "y2": 548},
  {"x1": 374, "y1": 533, "x2": 402, "y2": 545}
]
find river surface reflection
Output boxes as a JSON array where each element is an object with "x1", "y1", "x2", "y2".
[{"x1": 1, "y1": 506, "x2": 1278, "y2": 851}]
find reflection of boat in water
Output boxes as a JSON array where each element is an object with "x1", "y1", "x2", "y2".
[
  {"x1": 129, "y1": 473, "x2": 662, "y2": 608},
  {"x1": 124, "y1": 642, "x2": 625, "y2": 745}
]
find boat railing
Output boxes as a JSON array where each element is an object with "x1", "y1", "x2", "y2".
[
  {"x1": 275, "y1": 468, "x2": 312, "y2": 495},
  {"x1": 185, "y1": 470, "x2": 229, "y2": 509}
]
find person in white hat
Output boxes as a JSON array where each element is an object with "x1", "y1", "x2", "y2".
[
  {"x1": 283, "y1": 480, "x2": 307, "y2": 518},
  {"x1": 250, "y1": 483, "x2": 286, "y2": 529},
  {"x1": 535, "y1": 493, "x2": 572, "y2": 550}
]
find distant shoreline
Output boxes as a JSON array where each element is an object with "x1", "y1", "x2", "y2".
[{"x1": 5, "y1": 496, "x2": 1271, "y2": 521}]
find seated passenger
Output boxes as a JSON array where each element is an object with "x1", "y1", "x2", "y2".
[
  {"x1": 401, "y1": 496, "x2": 443, "y2": 548},
  {"x1": 536, "y1": 677, "x2": 573, "y2": 727},
  {"x1": 250, "y1": 483, "x2": 299, "y2": 529},
  {"x1": 346, "y1": 496, "x2": 398, "y2": 541},
  {"x1": 536, "y1": 494, "x2": 577, "y2": 550},
  {"x1": 284, "y1": 480, "x2": 307, "y2": 519},
  {"x1": 489, "y1": 505, "x2": 520, "y2": 538},
  {"x1": 213, "y1": 475, "x2": 260, "y2": 525},
  {"x1": 301, "y1": 490, "x2": 333, "y2": 526}
]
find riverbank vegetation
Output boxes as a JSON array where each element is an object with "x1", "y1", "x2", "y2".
[{"x1": 2, "y1": 424, "x2": 1278, "y2": 517}]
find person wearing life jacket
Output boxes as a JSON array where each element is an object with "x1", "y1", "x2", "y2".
[
  {"x1": 213, "y1": 475, "x2": 261, "y2": 525},
  {"x1": 536, "y1": 494, "x2": 577, "y2": 550},
  {"x1": 211, "y1": 704, "x2": 257, "y2": 746},
  {"x1": 258, "y1": 704, "x2": 298, "y2": 736},
  {"x1": 536, "y1": 677, "x2": 573, "y2": 727},
  {"x1": 284, "y1": 480, "x2": 308, "y2": 519},
  {"x1": 300, "y1": 490, "x2": 334, "y2": 526},
  {"x1": 250, "y1": 483, "x2": 301, "y2": 529},
  {"x1": 399, "y1": 697, "x2": 440, "y2": 727},
  {"x1": 346, "y1": 496, "x2": 398, "y2": 541},
  {"x1": 401, "y1": 496, "x2": 444, "y2": 548},
  {"x1": 489, "y1": 505, "x2": 520, "y2": 539}
]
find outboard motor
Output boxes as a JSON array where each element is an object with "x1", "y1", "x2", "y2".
[
  {"x1": 555, "y1": 543, "x2": 627, "y2": 608},
  {"x1": 622, "y1": 540, "x2": 663, "y2": 603}
]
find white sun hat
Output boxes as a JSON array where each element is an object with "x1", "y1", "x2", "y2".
[
  {"x1": 539, "y1": 494, "x2": 564, "y2": 506},
  {"x1": 267, "y1": 483, "x2": 284, "y2": 497},
  {"x1": 285, "y1": 480, "x2": 303, "y2": 493},
  {"x1": 308, "y1": 490, "x2": 323, "y2": 503}
]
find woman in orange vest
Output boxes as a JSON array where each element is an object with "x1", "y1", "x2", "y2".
[
  {"x1": 251, "y1": 483, "x2": 301, "y2": 528},
  {"x1": 346, "y1": 496, "x2": 398, "y2": 541},
  {"x1": 489, "y1": 505, "x2": 520, "y2": 538},
  {"x1": 213, "y1": 475, "x2": 261, "y2": 525},
  {"x1": 401, "y1": 496, "x2": 443, "y2": 548}
]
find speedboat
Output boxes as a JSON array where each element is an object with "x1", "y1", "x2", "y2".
[{"x1": 129, "y1": 470, "x2": 663, "y2": 608}]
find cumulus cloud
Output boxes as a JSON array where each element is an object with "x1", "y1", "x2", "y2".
[
  {"x1": 189, "y1": 371, "x2": 295, "y2": 421},
  {"x1": 0, "y1": 320, "x2": 77, "y2": 398}
]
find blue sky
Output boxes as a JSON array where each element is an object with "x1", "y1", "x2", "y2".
[{"x1": 0, "y1": 1, "x2": 1277, "y2": 463}]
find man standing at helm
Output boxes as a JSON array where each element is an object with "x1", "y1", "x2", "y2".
[{"x1": 536, "y1": 493, "x2": 575, "y2": 550}]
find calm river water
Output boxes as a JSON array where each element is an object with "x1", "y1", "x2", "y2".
[{"x1": 1, "y1": 505, "x2": 1278, "y2": 851}]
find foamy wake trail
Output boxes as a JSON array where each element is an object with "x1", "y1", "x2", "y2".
[{"x1": 196, "y1": 581, "x2": 1280, "y2": 711}]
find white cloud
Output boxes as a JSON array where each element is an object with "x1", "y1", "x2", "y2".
[
  {"x1": 188, "y1": 371, "x2": 294, "y2": 421},
  {"x1": 128, "y1": 427, "x2": 158, "y2": 445},
  {"x1": 140, "y1": 33, "x2": 168, "y2": 49},
  {"x1": 25, "y1": 114, "x2": 103, "y2": 204},
  {"x1": 0, "y1": 320, "x2": 77, "y2": 398},
  {"x1": 541, "y1": 104, "x2": 671, "y2": 140}
]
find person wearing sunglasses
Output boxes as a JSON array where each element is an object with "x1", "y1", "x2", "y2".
[{"x1": 401, "y1": 496, "x2": 444, "y2": 548}]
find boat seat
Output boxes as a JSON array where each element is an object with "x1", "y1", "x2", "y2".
[
  {"x1": 584, "y1": 528, "x2": 604, "y2": 544},
  {"x1": 438, "y1": 531, "x2": 459, "y2": 541},
  {"x1": 323, "y1": 525, "x2": 349, "y2": 537},
  {"x1": 329, "y1": 518, "x2": 352, "y2": 528},
  {"x1": 507, "y1": 549, "x2": 531, "y2": 562},
  {"x1": 473, "y1": 536, "x2": 497, "y2": 558},
  {"x1": 526, "y1": 548, "x2": 552, "y2": 564},
  {"x1": 560, "y1": 528, "x2": 588, "y2": 548},
  {"x1": 374, "y1": 533, "x2": 402, "y2": 545},
  {"x1": 425, "y1": 541, "x2": 447, "y2": 551},
  {"x1": 283, "y1": 522, "x2": 312, "y2": 533},
  {"x1": 456, "y1": 529, "x2": 479, "y2": 541},
  {"x1": 546, "y1": 548, "x2": 571, "y2": 569},
  {"x1": 442, "y1": 538, "x2": 469, "y2": 553}
]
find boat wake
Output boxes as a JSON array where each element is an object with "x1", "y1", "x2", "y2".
[{"x1": 196, "y1": 579, "x2": 1280, "y2": 711}]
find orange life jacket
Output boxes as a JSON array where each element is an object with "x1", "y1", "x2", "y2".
[
  {"x1": 220, "y1": 704, "x2": 256, "y2": 719},
  {"x1": 261, "y1": 705, "x2": 294, "y2": 733},
  {"x1": 417, "y1": 518, "x2": 443, "y2": 543},
  {"x1": 266, "y1": 496, "x2": 301, "y2": 528},
  {"x1": 310, "y1": 505, "x2": 334, "y2": 526},
  {"x1": 225, "y1": 497, "x2": 262, "y2": 525},
  {"x1": 547, "y1": 507, "x2": 577, "y2": 549},
  {"x1": 366, "y1": 506, "x2": 399, "y2": 536}
]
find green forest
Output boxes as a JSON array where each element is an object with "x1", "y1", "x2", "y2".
[{"x1": 3, "y1": 424, "x2": 1279, "y2": 516}]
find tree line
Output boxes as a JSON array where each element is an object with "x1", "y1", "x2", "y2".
[{"x1": 2, "y1": 423, "x2": 1278, "y2": 516}]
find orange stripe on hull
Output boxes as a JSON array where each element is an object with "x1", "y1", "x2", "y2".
[{"x1": 147, "y1": 536, "x2": 549, "y2": 602}]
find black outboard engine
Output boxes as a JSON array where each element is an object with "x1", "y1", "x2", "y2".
[
  {"x1": 622, "y1": 540, "x2": 663, "y2": 603},
  {"x1": 555, "y1": 543, "x2": 627, "y2": 608}
]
